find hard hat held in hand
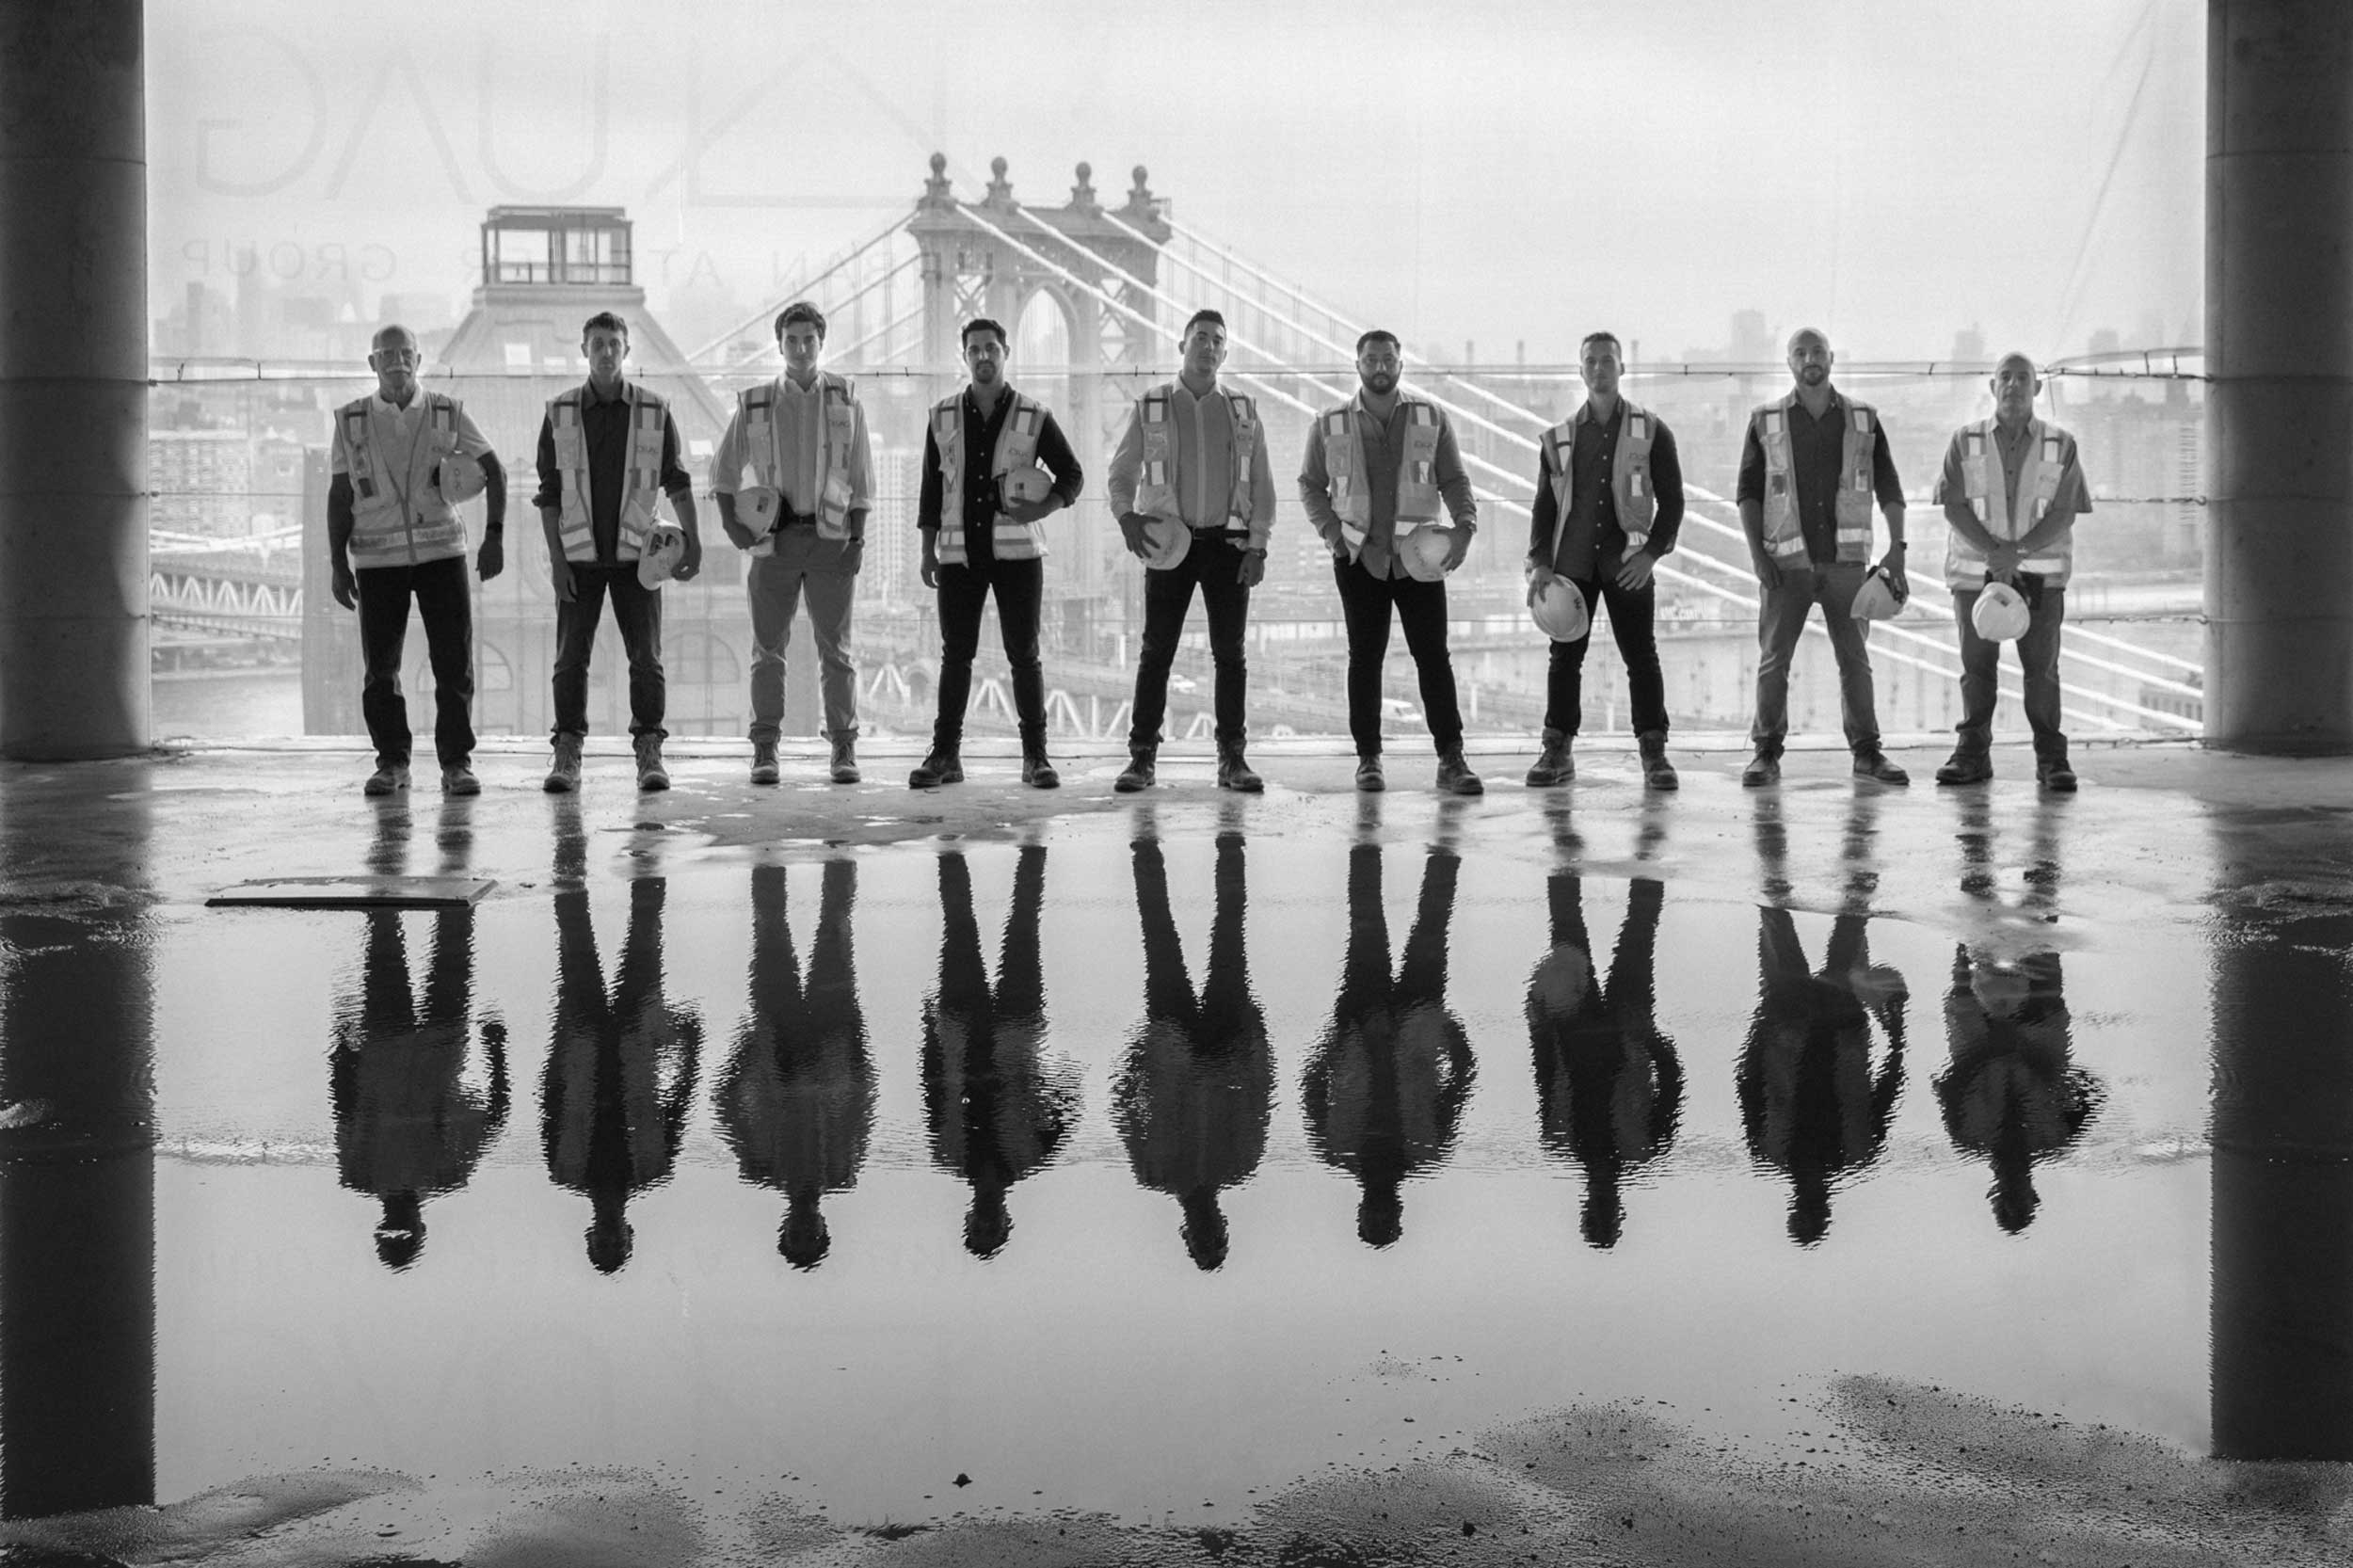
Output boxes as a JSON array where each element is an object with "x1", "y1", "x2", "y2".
[
  {"x1": 1137, "y1": 515, "x2": 1192, "y2": 571},
  {"x1": 1530, "y1": 575, "x2": 1590, "y2": 641},
  {"x1": 637, "y1": 523, "x2": 689, "y2": 588},
  {"x1": 737, "y1": 486, "x2": 782, "y2": 557},
  {"x1": 1972, "y1": 580, "x2": 2032, "y2": 642},
  {"x1": 1849, "y1": 567, "x2": 1904, "y2": 621},
  {"x1": 1399, "y1": 523, "x2": 1454, "y2": 583},
  {"x1": 1000, "y1": 464, "x2": 1056, "y2": 509},
  {"x1": 435, "y1": 452, "x2": 487, "y2": 506}
]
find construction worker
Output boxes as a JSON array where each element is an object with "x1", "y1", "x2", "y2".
[
  {"x1": 1929, "y1": 353, "x2": 2094, "y2": 792},
  {"x1": 1524, "y1": 330, "x2": 1687, "y2": 791},
  {"x1": 1298, "y1": 329, "x2": 1483, "y2": 795},
  {"x1": 533, "y1": 311, "x2": 702, "y2": 793},
  {"x1": 1737, "y1": 327, "x2": 1913, "y2": 787},
  {"x1": 327, "y1": 323, "x2": 506, "y2": 797},
  {"x1": 1107, "y1": 309, "x2": 1280, "y2": 793},
  {"x1": 911, "y1": 317, "x2": 1085, "y2": 790},
  {"x1": 711, "y1": 301, "x2": 875, "y2": 787}
]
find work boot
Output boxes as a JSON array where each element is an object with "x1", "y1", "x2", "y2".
[
  {"x1": 363, "y1": 761, "x2": 410, "y2": 797},
  {"x1": 1638, "y1": 730, "x2": 1679, "y2": 792},
  {"x1": 1434, "y1": 748, "x2": 1484, "y2": 796},
  {"x1": 1022, "y1": 748, "x2": 1061, "y2": 790},
  {"x1": 1216, "y1": 744, "x2": 1263, "y2": 793},
  {"x1": 2037, "y1": 756, "x2": 2079, "y2": 793},
  {"x1": 1524, "y1": 728, "x2": 1574, "y2": 788},
  {"x1": 1354, "y1": 755, "x2": 1385, "y2": 792},
  {"x1": 634, "y1": 735, "x2": 670, "y2": 792},
  {"x1": 440, "y1": 763, "x2": 480, "y2": 797},
  {"x1": 1934, "y1": 748, "x2": 1993, "y2": 786},
  {"x1": 1115, "y1": 745, "x2": 1157, "y2": 792},
  {"x1": 828, "y1": 733, "x2": 860, "y2": 785},
  {"x1": 909, "y1": 745, "x2": 963, "y2": 788},
  {"x1": 750, "y1": 741, "x2": 780, "y2": 786},
  {"x1": 1740, "y1": 750, "x2": 1781, "y2": 788},
  {"x1": 1852, "y1": 748, "x2": 1910, "y2": 786},
  {"x1": 543, "y1": 736, "x2": 583, "y2": 794}
]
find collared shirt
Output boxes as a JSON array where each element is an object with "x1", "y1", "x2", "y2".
[
  {"x1": 532, "y1": 378, "x2": 693, "y2": 564},
  {"x1": 1737, "y1": 390, "x2": 1906, "y2": 565},
  {"x1": 1296, "y1": 392, "x2": 1479, "y2": 579},
  {"x1": 1525, "y1": 402, "x2": 1687, "y2": 581},
  {"x1": 1105, "y1": 378, "x2": 1281, "y2": 550},
  {"x1": 1930, "y1": 416, "x2": 2094, "y2": 527},
  {"x1": 709, "y1": 370, "x2": 875, "y2": 528},
  {"x1": 915, "y1": 384, "x2": 1085, "y2": 566}
]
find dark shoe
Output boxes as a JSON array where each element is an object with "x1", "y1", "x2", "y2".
[
  {"x1": 1355, "y1": 755, "x2": 1385, "y2": 792},
  {"x1": 1853, "y1": 749, "x2": 1910, "y2": 786},
  {"x1": 1524, "y1": 729, "x2": 1574, "y2": 788},
  {"x1": 634, "y1": 736, "x2": 670, "y2": 792},
  {"x1": 750, "y1": 741, "x2": 780, "y2": 786},
  {"x1": 1022, "y1": 751, "x2": 1061, "y2": 790},
  {"x1": 2038, "y1": 758, "x2": 2079, "y2": 793},
  {"x1": 1217, "y1": 746, "x2": 1264, "y2": 793},
  {"x1": 1435, "y1": 749, "x2": 1484, "y2": 796},
  {"x1": 829, "y1": 734, "x2": 860, "y2": 785},
  {"x1": 909, "y1": 748, "x2": 963, "y2": 789},
  {"x1": 1740, "y1": 751, "x2": 1781, "y2": 788},
  {"x1": 363, "y1": 762, "x2": 410, "y2": 797},
  {"x1": 1637, "y1": 730, "x2": 1679, "y2": 792},
  {"x1": 1115, "y1": 746, "x2": 1157, "y2": 793},
  {"x1": 1935, "y1": 749, "x2": 1993, "y2": 786},
  {"x1": 440, "y1": 763, "x2": 480, "y2": 797},
  {"x1": 544, "y1": 736, "x2": 583, "y2": 793}
]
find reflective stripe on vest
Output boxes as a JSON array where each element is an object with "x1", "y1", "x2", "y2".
[
  {"x1": 741, "y1": 372, "x2": 859, "y2": 540},
  {"x1": 1946, "y1": 418, "x2": 2073, "y2": 587},
  {"x1": 339, "y1": 392, "x2": 468, "y2": 569},
  {"x1": 1321, "y1": 398, "x2": 1442, "y2": 561},
  {"x1": 550, "y1": 385, "x2": 668, "y2": 563},
  {"x1": 1755, "y1": 393, "x2": 1877, "y2": 564},
  {"x1": 1134, "y1": 383, "x2": 1257, "y2": 534},
  {"x1": 931, "y1": 392, "x2": 1049, "y2": 566},
  {"x1": 1540, "y1": 398, "x2": 1658, "y2": 570}
]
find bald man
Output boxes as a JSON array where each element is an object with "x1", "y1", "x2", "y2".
[
  {"x1": 1736, "y1": 328, "x2": 1913, "y2": 788},
  {"x1": 1929, "y1": 354, "x2": 2093, "y2": 792}
]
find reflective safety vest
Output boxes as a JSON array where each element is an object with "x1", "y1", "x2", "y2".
[
  {"x1": 1945, "y1": 418, "x2": 2075, "y2": 588},
  {"x1": 1539, "y1": 398, "x2": 1657, "y2": 569},
  {"x1": 1320, "y1": 397, "x2": 1443, "y2": 560},
  {"x1": 931, "y1": 391, "x2": 1051, "y2": 565},
  {"x1": 337, "y1": 392, "x2": 470, "y2": 569},
  {"x1": 1132, "y1": 382, "x2": 1259, "y2": 535},
  {"x1": 1753, "y1": 392, "x2": 1878, "y2": 564},
  {"x1": 738, "y1": 371, "x2": 859, "y2": 540},
  {"x1": 548, "y1": 383, "x2": 670, "y2": 564}
]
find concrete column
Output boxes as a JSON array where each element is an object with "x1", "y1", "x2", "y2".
[
  {"x1": 0, "y1": 1, "x2": 149, "y2": 759},
  {"x1": 2204, "y1": 1, "x2": 2353, "y2": 752}
]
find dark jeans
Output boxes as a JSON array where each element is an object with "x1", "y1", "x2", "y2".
[
  {"x1": 934, "y1": 557, "x2": 1046, "y2": 749},
  {"x1": 1751, "y1": 560, "x2": 1881, "y2": 757},
  {"x1": 1130, "y1": 530, "x2": 1251, "y2": 749},
  {"x1": 1952, "y1": 576, "x2": 2067, "y2": 760},
  {"x1": 1544, "y1": 572, "x2": 1667, "y2": 738},
  {"x1": 356, "y1": 555, "x2": 473, "y2": 769},
  {"x1": 1332, "y1": 555, "x2": 1464, "y2": 757},
  {"x1": 552, "y1": 564, "x2": 664, "y2": 741}
]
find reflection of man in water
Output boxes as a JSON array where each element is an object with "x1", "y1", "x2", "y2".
[
  {"x1": 717, "y1": 860, "x2": 873, "y2": 1269},
  {"x1": 1304, "y1": 842, "x2": 1477, "y2": 1248},
  {"x1": 543, "y1": 872, "x2": 703, "y2": 1273},
  {"x1": 1935, "y1": 946, "x2": 2100, "y2": 1233},
  {"x1": 922, "y1": 846, "x2": 1079, "y2": 1259},
  {"x1": 1527, "y1": 874, "x2": 1682, "y2": 1249},
  {"x1": 331, "y1": 907, "x2": 508, "y2": 1270},
  {"x1": 1112, "y1": 832, "x2": 1273, "y2": 1271},
  {"x1": 1737, "y1": 908, "x2": 1908, "y2": 1246}
]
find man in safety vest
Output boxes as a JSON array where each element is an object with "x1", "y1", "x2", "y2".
[
  {"x1": 910, "y1": 317, "x2": 1085, "y2": 790},
  {"x1": 327, "y1": 323, "x2": 507, "y2": 798},
  {"x1": 1298, "y1": 328, "x2": 1483, "y2": 795},
  {"x1": 1929, "y1": 353, "x2": 2093, "y2": 792},
  {"x1": 712, "y1": 301, "x2": 874, "y2": 787},
  {"x1": 532, "y1": 311, "x2": 702, "y2": 793},
  {"x1": 1524, "y1": 329, "x2": 1687, "y2": 791},
  {"x1": 1106, "y1": 309, "x2": 1281, "y2": 793},
  {"x1": 1737, "y1": 327, "x2": 1913, "y2": 788}
]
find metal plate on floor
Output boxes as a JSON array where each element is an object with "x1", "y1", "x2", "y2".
[{"x1": 206, "y1": 876, "x2": 495, "y2": 909}]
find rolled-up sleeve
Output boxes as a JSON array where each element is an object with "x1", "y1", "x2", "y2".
[
  {"x1": 1433, "y1": 417, "x2": 1478, "y2": 535},
  {"x1": 1106, "y1": 404, "x2": 1145, "y2": 520},
  {"x1": 1244, "y1": 416, "x2": 1279, "y2": 552},
  {"x1": 1297, "y1": 422, "x2": 1340, "y2": 549}
]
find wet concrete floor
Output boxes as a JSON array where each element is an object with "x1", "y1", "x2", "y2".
[{"x1": 2, "y1": 734, "x2": 2350, "y2": 1564}]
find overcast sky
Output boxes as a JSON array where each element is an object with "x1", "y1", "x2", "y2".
[{"x1": 149, "y1": 0, "x2": 2201, "y2": 364}]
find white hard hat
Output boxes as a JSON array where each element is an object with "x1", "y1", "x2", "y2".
[
  {"x1": 736, "y1": 485, "x2": 782, "y2": 536},
  {"x1": 1000, "y1": 464, "x2": 1057, "y2": 507},
  {"x1": 1399, "y1": 523, "x2": 1453, "y2": 583},
  {"x1": 1530, "y1": 576, "x2": 1590, "y2": 641},
  {"x1": 1138, "y1": 515, "x2": 1193, "y2": 571},
  {"x1": 435, "y1": 451, "x2": 486, "y2": 505},
  {"x1": 1972, "y1": 580, "x2": 2032, "y2": 642},
  {"x1": 636, "y1": 523, "x2": 688, "y2": 588},
  {"x1": 1849, "y1": 568, "x2": 1903, "y2": 621}
]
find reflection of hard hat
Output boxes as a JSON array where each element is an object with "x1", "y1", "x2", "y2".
[
  {"x1": 1138, "y1": 516, "x2": 1192, "y2": 571},
  {"x1": 1972, "y1": 580, "x2": 2032, "y2": 641},
  {"x1": 1530, "y1": 576, "x2": 1590, "y2": 641},
  {"x1": 436, "y1": 452, "x2": 487, "y2": 505},
  {"x1": 1399, "y1": 523, "x2": 1453, "y2": 583},
  {"x1": 1000, "y1": 465, "x2": 1056, "y2": 507},
  {"x1": 637, "y1": 523, "x2": 688, "y2": 588},
  {"x1": 1526, "y1": 943, "x2": 1593, "y2": 1017},
  {"x1": 1849, "y1": 568, "x2": 1903, "y2": 621}
]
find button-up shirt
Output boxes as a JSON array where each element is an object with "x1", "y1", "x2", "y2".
[
  {"x1": 1525, "y1": 402, "x2": 1686, "y2": 581},
  {"x1": 915, "y1": 385, "x2": 1084, "y2": 567},
  {"x1": 1105, "y1": 378, "x2": 1281, "y2": 550},
  {"x1": 532, "y1": 380, "x2": 693, "y2": 565},
  {"x1": 709, "y1": 371, "x2": 874, "y2": 531},
  {"x1": 1737, "y1": 390, "x2": 1905, "y2": 565},
  {"x1": 1297, "y1": 393, "x2": 1479, "y2": 579}
]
